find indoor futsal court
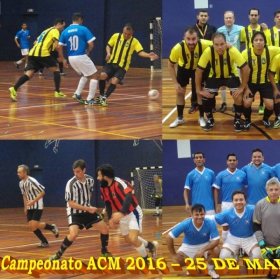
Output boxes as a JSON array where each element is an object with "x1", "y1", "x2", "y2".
[
  {"x1": 0, "y1": 140, "x2": 162, "y2": 279},
  {"x1": 162, "y1": 61, "x2": 280, "y2": 140}
]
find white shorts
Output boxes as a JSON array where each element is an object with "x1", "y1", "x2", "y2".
[
  {"x1": 223, "y1": 232, "x2": 258, "y2": 255},
  {"x1": 21, "y1": 49, "x2": 29, "y2": 56},
  {"x1": 206, "y1": 210, "x2": 215, "y2": 215},
  {"x1": 178, "y1": 242, "x2": 209, "y2": 259},
  {"x1": 120, "y1": 205, "x2": 143, "y2": 236},
  {"x1": 69, "y1": 54, "x2": 97, "y2": 77},
  {"x1": 221, "y1": 201, "x2": 234, "y2": 212}
]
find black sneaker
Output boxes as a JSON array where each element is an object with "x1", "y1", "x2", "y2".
[
  {"x1": 204, "y1": 119, "x2": 215, "y2": 131},
  {"x1": 219, "y1": 103, "x2": 227, "y2": 113},
  {"x1": 188, "y1": 105, "x2": 198, "y2": 114},
  {"x1": 243, "y1": 120, "x2": 251, "y2": 132},
  {"x1": 234, "y1": 120, "x2": 242, "y2": 132},
  {"x1": 263, "y1": 119, "x2": 272, "y2": 129},
  {"x1": 147, "y1": 241, "x2": 158, "y2": 259},
  {"x1": 51, "y1": 224, "x2": 59, "y2": 238},
  {"x1": 38, "y1": 242, "x2": 49, "y2": 248}
]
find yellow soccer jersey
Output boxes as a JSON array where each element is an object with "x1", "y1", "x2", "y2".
[
  {"x1": 242, "y1": 46, "x2": 280, "y2": 83},
  {"x1": 240, "y1": 25, "x2": 270, "y2": 48},
  {"x1": 197, "y1": 46, "x2": 247, "y2": 78},
  {"x1": 108, "y1": 33, "x2": 143, "y2": 71},
  {"x1": 169, "y1": 39, "x2": 212, "y2": 70},
  {"x1": 267, "y1": 27, "x2": 280, "y2": 47},
  {"x1": 29, "y1": 27, "x2": 60, "y2": 57},
  {"x1": 269, "y1": 53, "x2": 280, "y2": 83}
]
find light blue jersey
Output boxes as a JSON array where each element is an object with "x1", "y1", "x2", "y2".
[
  {"x1": 242, "y1": 163, "x2": 275, "y2": 205},
  {"x1": 15, "y1": 29, "x2": 30, "y2": 49},
  {"x1": 272, "y1": 163, "x2": 280, "y2": 181},
  {"x1": 171, "y1": 218, "x2": 219, "y2": 245},
  {"x1": 185, "y1": 167, "x2": 215, "y2": 211},
  {"x1": 214, "y1": 206, "x2": 255, "y2": 238},
  {"x1": 59, "y1": 24, "x2": 95, "y2": 56},
  {"x1": 217, "y1": 24, "x2": 243, "y2": 50},
  {"x1": 213, "y1": 168, "x2": 247, "y2": 202}
]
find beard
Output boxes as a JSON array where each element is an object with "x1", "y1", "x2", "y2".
[{"x1": 100, "y1": 179, "x2": 108, "y2": 188}]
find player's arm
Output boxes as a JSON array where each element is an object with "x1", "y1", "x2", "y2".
[
  {"x1": 22, "y1": 194, "x2": 27, "y2": 214},
  {"x1": 104, "y1": 201, "x2": 112, "y2": 220},
  {"x1": 194, "y1": 238, "x2": 220, "y2": 258},
  {"x1": 27, "y1": 190, "x2": 45, "y2": 207},
  {"x1": 138, "y1": 50, "x2": 158, "y2": 60},
  {"x1": 166, "y1": 232, "x2": 186, "y2": 265},
  {"x1": 105, "y1": 45, "x2": 112, "y2": 61},
  {"x1": 213, "y1": 187, "x2": 221, "y2": 213},
  {"x1": 68, "y1": 200, "x2": 97, "y2": 213},
  {"x1": 14, "y1": 37, "x2": 20, "y2": 48},
  {"x1": 183, "y1": 188, "x2": 191, "y2": 213},
  {"x1": 86, "y1": 41, "x2": 94, "y2": 56},
  {"x1": 57, "y1": 43, "x2": 69, "y2": 68},
  {"x1": 168, "y1": 60, "x2": 184, "y2": 93},
  {"x1": 195, "y1": 67, "x2": 212, "y2": 98}
]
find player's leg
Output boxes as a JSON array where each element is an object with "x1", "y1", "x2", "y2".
[
  {"x1": 153, "y1": 197, "x2": 160, "y2": 216},
  {"x1": 261, "y1": 83, "x2": 274, "y2": 129},
  {"x1": 232, "y1": 91, "x2": 243, "y2": 132},
  {"x1": 207, "y1": 246, "x2": 220, "y2": 279},
  {"x1": 242, "y1": 84, "x2": 255, "y2": 132},
  {"x1": 98, "y1": 63, "x2": 114, "y2": 102},
  {"x1": 273, "y1": 83, "x2": 280, "y2": 128},
  {"x1": 189, "y1": 71, "x2": 198, "y2": 114},
  {"x1": 94, "y1": 219, "x2": 113, "y2": 257},
  {"x1": 37, "y1": 222, "x2": 59, "y2": 238}
]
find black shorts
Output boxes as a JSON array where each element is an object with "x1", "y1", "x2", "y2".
[
  {"x1": 27, "y1": 209, "x2": 43, "y2": 222},
  {"x1": 101, "y1": 63, "x2": 126, "y2": 81},
  {"x1": 176, "y1": 66, "x2": 195, "y2": 87},
  {"x1": 25, "y1": 56, "x2": 57, "y2": 73},
  {"x1": 205, "y1": 77, "x2": 241, "y2": 92},
  {"x1": 50, "y1": 50, "x2": 59, "y2": 61},
  {"x1": 248, "y1": 82, "x2": 274, "y2": 99},
  {"x1": 68, "y1": 212, "x2": 103, "y2": 230}
]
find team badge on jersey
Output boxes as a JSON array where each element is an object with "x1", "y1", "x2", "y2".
[
  {"x1": 194, "y1": 52, "x2": 198, "y2": 58},
  {"x1": 261, "y1": 57, "x2": 266, "y2": 65},
  {"x1": 223, "y1": 58, "x2": 227, "y2": 65}
]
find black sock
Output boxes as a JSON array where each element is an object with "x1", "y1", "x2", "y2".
[
  {"x1": 33, "y1": 229, "x2": 48, "y2": 243},
  {"x1": 58, "y1": 236, "x2": 73, "y2": 256},
  {"x1": 53, "y1": 71, "x2": 60, "y2": 92},
  {"x1": 146, "y1": 241, "x2": 154, "y2": 250},
  {"x1": 99, "y1": 80, "x2": 106, "y2": 95},
  {"x1": 198, "y1": 104, "x2": 204, "y2": 117},
  {"x1": 234, "y1": 105, "x2": 243, "y2": 122},
  {"x1": 177, "y1": 105, "x2": 184, "y2": 119},
  {"x1": 264, "y1": 108, "x2": 273, "y2": 120},
  {"x1": 202, "y1": 98, "x2": 213, "y2": 120},
  {"x1": 101, "y1": 234, "x2": 109, "y2": 253},
  {"x1": 260, "y1": 97, "x2": 264, "y2": 107},
  {"x1": 14, "y1": 75, "x2": 29, "y2": 91},
  {"x1": 243, "y1": 106, "x2": 252, "y2": 121},
  {"x1": 274, "y1": 103, "x2": 280, "y2": 117},
  {"x1": 59, "y1": 62, "x2": 63, "y2": 73},
  {"x1": 105, "y1": 84, "x2": 116, "y2": 98},
  {"x1": 45, "y1": 224, "x2": 54, "y2": 231}
]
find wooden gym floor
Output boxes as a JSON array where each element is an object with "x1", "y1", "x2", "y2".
[
  {"x1": 0, "y1": 207, "x2": 162, "y2": 279},
  {"x1": 0, "y1": 62, "x2": 161, "y2": 140},
  {"x1": 162, "y1": 59, "x2": 280, "y2": 140}
]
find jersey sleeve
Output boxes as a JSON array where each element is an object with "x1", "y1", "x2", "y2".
[
  {"x1": 213, "y1": 211, "x2": 227, "y2": 225},
  {"x1": 85, "y1": 27, "x2": 96, "y2": 43},
  {"x1": 197, "y1": 47, "x2": 211, "y2": 70},
  {"x1": 134, "y1": 38, "x2": 144, "y2": 53},
  {"x1": 269, "y1": 54, "x2": 280, "y2": 74},
  {"x1": 240, "y1": 28, "x2": 246, "y2": 44},
  {"x1": 107, "y1": 33, "x2": 118, "y2": 48},
  {"x1": 253, "y1": 201, "x2": 262, "y2": 224},
  {"x1": 59, "y1": 30, "x2": 67, "y2": 45},
  {"x1": 209, "y1": 220, "x2": 220, "y2": 240},
  {"x1": 51, "y1": 28, "x2": 60, "y2": 41},
  {"x1": 170, "y1": 219, "x2": 189, "y2": 239},
  {"x1": 169, "y1": 43, "x2": 180, "y2": 64},
  {"x1": 230, "y1": 47, "x2": 247, "y2": 68},
  {"x1": 19, "y1": 182, "x2": 24, "y2": 195},
  {"x1": 65, "y1": 181, "x2": 73, "y2": 201},
  {"x1": 213, "y1": 172, "x2": 222, "y2": 189},
  {"x1": 184, "y1": 173, "x2": 191, "y2": 190},
  {"x1": 29, "y1": 178, "x2": 45, "y2": 192}
]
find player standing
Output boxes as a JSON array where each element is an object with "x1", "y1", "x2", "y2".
[{"x1": 152, "y1": 174, "x2": 162, "y2": 216}]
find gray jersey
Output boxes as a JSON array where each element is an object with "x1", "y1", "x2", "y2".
[
  {"x1": 154, "y1": 179, "x2": 162, "y2": 196},
  {"x1": 253, "y1": 197, "x2": 280, "y2": 247}
]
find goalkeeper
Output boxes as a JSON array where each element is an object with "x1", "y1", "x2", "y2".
[
  {"x1": 151, "y1": 175, "x2": 162, "y2": 216},
  {"x1": 253, "y1": 177, "x2": 280, "y2": 279}
]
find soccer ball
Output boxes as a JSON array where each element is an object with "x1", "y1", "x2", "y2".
[{"x1": 148, "y1": 89, "x2": 160, "y2": 100}]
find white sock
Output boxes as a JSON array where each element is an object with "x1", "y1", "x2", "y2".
[
  {"x1": 87, "y1": 79, "x2": 98, "y2": 100},
  {"x1": 156, "y1": 206, "x2": 159, "y2": 214},
  {"x1": 135, "y1": 243, "x2": 148, "y2": 257},
  {"x1": 221, "y1": 89, "x2": 227, "y2": 103},
  {"x1": 207, "y1": 264, "x2": 214, "y2": 270},
  {"x1": 138, "y1": 236, "x2": 148, "y2": 247},
  {"x1": 76, "y1": 76, "x2": 88, "y2": 95},
  {"x1": 17, "y1": 60, "x2": 23, "y2": 65},
  {"x1": 222, "y1": 230, "x2": 228, "y2": 244},
  {"x1": 25, "y1": 63, "x2": 27, "y2": 68}
]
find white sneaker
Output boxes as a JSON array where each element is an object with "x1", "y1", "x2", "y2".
[
  {"x1": 170, "y1": 118, "x2": 184, "y2": 128},
  {"x1": 150, "y1": 241, "x2": 159, "y2": 259},
  {"x1": 198, "y1": 117, "x2": 206, "y2": 127},
  {"x1": 208, "y1": 269, "x2": 220, "y2": 279}
]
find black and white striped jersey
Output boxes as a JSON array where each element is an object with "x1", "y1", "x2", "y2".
[
  {"x1": 19, "y1": 176, "x2": 45, "y2": 210},
  {"x1": 65, "y1": 174, "x2": 94, "y2": 216}
]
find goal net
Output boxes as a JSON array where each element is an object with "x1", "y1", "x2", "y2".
[
  {"x1": 131, "y1": 166, "x2": 162, "y2": 210},
  {"x1": 150, "y1": 17, "x2": 162, "y2": 72}
]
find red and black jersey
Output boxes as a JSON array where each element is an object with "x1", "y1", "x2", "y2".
[{"x1": 100, "y1": 177, "x2": 138, "y2": 215}]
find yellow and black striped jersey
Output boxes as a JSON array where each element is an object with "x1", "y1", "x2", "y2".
[
  {"x1": 169, "y1": 39, "x2": 212, "y2": 70},
  {"x1": 242, "y1": 46, "x2": 280, "y2": 83},
  {"x1": 107, "y1": 33, "x2": 143, "y2": 71},
  {"x1": 267, "y1": 27, "x2": 280, "y2": 47},
  {"x1": 197, "y1": 46, "x2": 247, "y2": 78},
  {"x1": 240, "y1": 25, "x2": 270, "y2": 49},
  {"x1": 269, "y1": 53, "x2": 280, "y2": 83},
  {"x1": 29, "y1": 27, "x2": 60, "y2": 57}
]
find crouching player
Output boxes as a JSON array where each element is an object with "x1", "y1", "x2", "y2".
[{"x1": 166, "y1": 204, "x2": 220, "y2": 279}]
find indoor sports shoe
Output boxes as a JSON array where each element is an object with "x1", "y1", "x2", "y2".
[
  {"x1": 14, "y1": 62, "x2": 19, "y2": 69},
  {"x1": 100, "y1": 99, "x2": 108, "y2": 107},
  {"x1": 170, "y1": 117, "x2": 184, "y2": 128},
  {"x1": 259, "y1": 105, "x2": 264, "y2": 115},
  {"x1": 92, "y1": 97, "x2": 101, "y2": 105},
  {"x1": 263, "y1": 119, "x2": 272, "y2": 129},
  {"x1": 234, "y1": 120, "x2": 242, "y2": 132},
  {"x1": 148, "y1": 241, "x2": 159, "y2": 259},
  {"x1": 60, "y1": 72, "x2": 66, "y2": 76},
  {"x1": 37, "y1": 242, "x2": 49, "y2": 248},
  {"x1": 9, "y1": 87, "x2": 17, "y2": 102},
  {"x1": 198, "y1": 117, "x2": 206, "y2": 127},
  {"x1": 51, "y1": 224, "x2": 59, "y2": 238},
  {"x1": 72, "y1": 93, "x2": 84, "y2": 104},
  {"x1": 188, "y1": 105, "x2": 198, "y2": 114},
  {"x1": 84, "y1": 99, "x2": 95, "y2": 105},
  {"x1": 219, "y1": 102, "x2": 227, "y2": 113},
  {"x1": 49, "y1": 253, "x2": 61, "y2": 261},
  {"x1": 208, "y1": 269, "x2": 220, "y2": 279},
  {"x1": 243, "y1": 120, "x2": 251, "y2": 132},
  {"x1": 204, "y1": 119, "x2": 215, "y2": 132},
  {"x1": 55, "y1": 91, "x2": 67, "y2": 98},
  {"x1": 274, "y1": 118, "x2": 280, "y2": 129},
  {"x1": 100, "y1": 251, "x2": 114, "y2": 258}
]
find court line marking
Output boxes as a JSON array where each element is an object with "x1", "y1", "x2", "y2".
[{"x1": 162, "y1": 91, "x2": 191, "y2": 124}]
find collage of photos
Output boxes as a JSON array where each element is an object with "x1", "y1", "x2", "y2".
[{"x1": 1, "y1": 0, "x2": 280, "y2": 279}]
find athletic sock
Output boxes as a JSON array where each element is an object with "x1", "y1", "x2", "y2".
[
  {"x1": 76, "y1": 76, "x2": 88, "y2": 95},
  {"x1": 105, "y1": 84, "x2": 116, "y2": 98},
  {"x1": 59, "y1": 62, "x2": 63, "y2": 73},
  {"x1": 33, "y1": 229, "x2": 48, "y2": 243},
  {"x1": 53, "y1": 71, "x2": 60, "y2": 92},
  {"x1": 234, "y1": 105, "x2": 243, "y2": 121},
  {"x1": 138, "y1": 237, "x2": 148, "y2": 247},
  {"x1": 57, "y1": 236, "x2": 73, "y2": 257},
  {"x1": 14, "y1": 74, "x2": 29, "y2": 91},
  {"x1": 44, "y1": 224, "x2": 54, "y2": 231},
  {"x1": 87, "y1": 79, "x2": 98, "y2": 100},
  {"x1": 221, "y1": 89, "x2": 227, "y2": 103},
  {"x1": 198, "y1": 104, "x2": 204, "y2": 117},
  {"x1": 177, "y1": 105, "x2": 184, "y2": 119},
  {"x1": 135, "y1": 243, "x2": 148, "y2": 258},
  {"x1": 99, "y1": 80, "x2": 106, "y2": 95},
  {"x1": 264, "y1": 108, "x2": 273, "y2": 120},
  {"x1": 243, "y1": 106, "x2": 252, "y2": 120},
  {"x1": 100, "y1": 234, "x2": 109, "y2": 253}
]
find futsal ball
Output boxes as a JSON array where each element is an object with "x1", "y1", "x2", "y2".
[{"x1": 148, "y1": 89, "x2": 160, "y2": 100}]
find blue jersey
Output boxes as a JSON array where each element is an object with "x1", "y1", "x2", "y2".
[
  {"x1": 213, "y1": 168, "x2": 247, "y2": 202},
  {"x1": 214, "y1": 206, "x2": 255, "y2": 238},
  {"x1": 242, "y1": 163, "x2": 275, "y2": 205},
  {"x1": 170, "y1": 218, "x2": 219, "y2": 245},
  {"x1": 59, "y1": 24, "x2": 95, "y2": 56},
  {"x1": 185, "y1": 167, "x2": 215, "y2": 211},
  {"x1": 15, "y1": 29, "x2": 30, "y2": 49},
  {"x1": 272, "y1": 164, "x2": 280, "y2": 180},
  {"x1": 217, "y1": 24, "x2": 243, "y2": 50}
]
